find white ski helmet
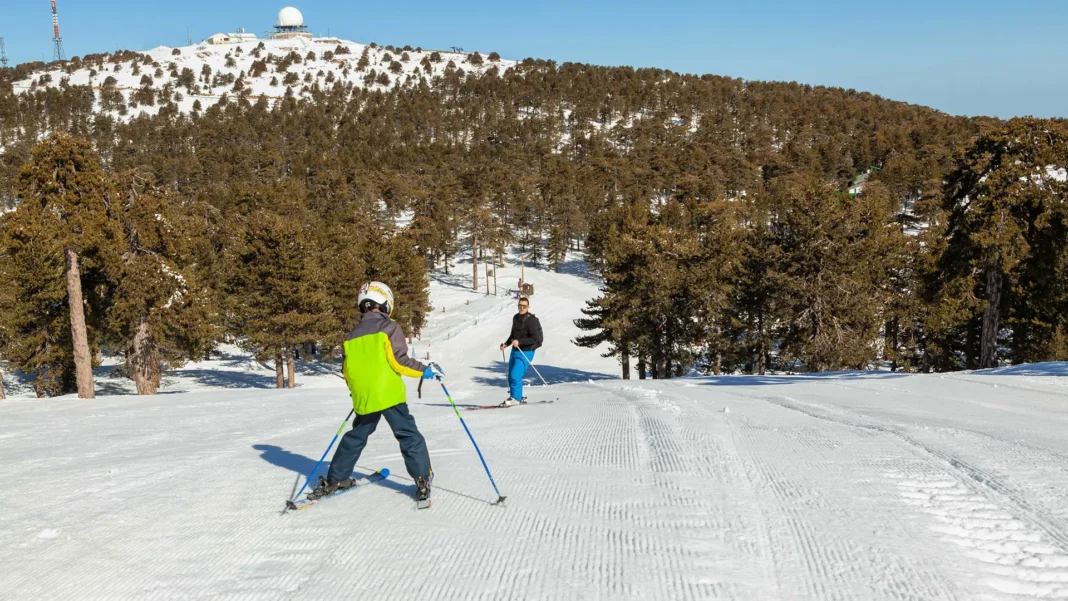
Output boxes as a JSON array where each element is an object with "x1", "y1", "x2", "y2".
[{"x1": 358, "y1": 281, "x2": 394, "y2": 317}]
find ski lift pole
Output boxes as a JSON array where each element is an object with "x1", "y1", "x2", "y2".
[
  {"x1": 435, "y1": 375, "x2": 507, "y2": 505},
  {"x1": 285, "y1": 408, "x2": 355, "y2": 511}
]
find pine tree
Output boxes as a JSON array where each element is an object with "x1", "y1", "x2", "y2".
[
  {"x1": 764, "y1": 174, "x2": 904, "y2": 371},
  {"x1": 103, "y1": 172, "x2": 221, "y2": 394},
  {"x1": 230, "y1": 202, "x2": 335, "y2": 389},
  {"x1": 937, "y1": 118, "x2": 1068, "y2": 368},
  {"x1": 11, "y1": 133, "x2": 114, "y2": 398}
]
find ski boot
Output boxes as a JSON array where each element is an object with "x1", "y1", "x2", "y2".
[
  {"x1": 307, "y1": 475, "x2": 356, "y2": 501},
  {"x1": 415, "y1": 471, "x2": 434, "y2": 509},
  {"x1": 499, "y1": 397, "x2": 522, "y2": 407}
]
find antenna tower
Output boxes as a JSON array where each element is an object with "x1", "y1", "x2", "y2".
[
  {"x1": 51, "y1": 0, "x2": 65, "y2": 61},
  {"x1": 1, "y1": 38, "x2": 8, "y2": 68}
]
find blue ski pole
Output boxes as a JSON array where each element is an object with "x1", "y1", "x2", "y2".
[
  {"x1": 285, "y1": 408, "x2": 355, "y2": 511},
  {"x1": 435, "y1": 375, "x2": 507, "y2": 505},
  {"x1": 514, "y1": 348, "x2": 558, "y2": 401}
]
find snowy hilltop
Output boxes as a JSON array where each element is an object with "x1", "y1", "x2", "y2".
[{"x1": 10, "y1": 35, "x2": 515, "y2": 122}]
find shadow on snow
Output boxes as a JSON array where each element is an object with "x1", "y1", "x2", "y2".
[
  {"x1": 252, "y1": 443, "x2": 507, "y2": 507},
  {"x1": 252, "y1": 443, "x2": 413, "y2": 498},
  {"x1": 468, "y1": 360, "x2": 616, "y2": 389},
  {"x1": 555, "y1": 257, "x2": 601, "y2": 284}
]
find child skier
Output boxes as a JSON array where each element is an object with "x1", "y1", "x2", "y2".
[{"x1": 309, "y1": 281, "x2": 439, "y2": 506}]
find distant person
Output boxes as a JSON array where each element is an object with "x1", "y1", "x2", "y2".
[
  {"x1": 308, "y1": 281, "x2": 439, "y2": 508},
  {"x1": 498, "y1": 297, "x2": 543, "y2": 407}
]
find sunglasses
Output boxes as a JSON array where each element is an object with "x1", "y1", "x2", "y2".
[{"x1": 518, "y1": 303, "x2": 529, "y2": 308}]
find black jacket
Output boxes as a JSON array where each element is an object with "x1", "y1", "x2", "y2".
[{"x1": 504, "y1": 313, "x2": 543, "y2": 351}]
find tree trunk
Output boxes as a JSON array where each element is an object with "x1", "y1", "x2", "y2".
[
  {"x1": 275, "y1": 352, "x2": 284, "y2": 388},
  {"x1": 286, "y1": 344, "x2": 296, "y2": 389},
  {"x1": 471, "y1": 237, "x2": 479, "y2": 291},
  {"x1": 0, "y1": 367, "x2": 6, "y2": 400},
  {"x1": 713, "y1": 324, "x2": 723, "y2": 376},
  {"x1": 65, "y1": 248, "x2": 95, "y2": 399},
  {"x1": 128, "y1": 319, "x2": 161, "y2": 395},
  {"x1": 980, "y1": 258, "x2": 1004, "y2": 369},
  {"x1": 35, "y1": 367, "x2": 47, "y2": 398},
  {"x1": 651, "y1": 338, "x2": 662, "y2": 380},
  {"x1": 637, "y1": 355, "x2": 647, "y2": 380},
  {"x1": 756, "y1": 312, "x2": 767, "y2": 375},
  {"x1": 887, "y1": 317, "x2": 899, "y2": 372},
  {"x1": 621, "y1": 343, "x2": 630, "y2": 380}
]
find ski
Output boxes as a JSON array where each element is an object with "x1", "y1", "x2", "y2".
[
  {"x1": 285, "y1": 468, "x2": 390, "y2": 512},
  {"x1": 465, "y1": 400, "x2": 554, "y2": 411}
]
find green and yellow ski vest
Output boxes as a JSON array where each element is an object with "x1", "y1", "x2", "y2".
[{"x1": 341, "y1": 312, "x2": 426, "y2": 415}]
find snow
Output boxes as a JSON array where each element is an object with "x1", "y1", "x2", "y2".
[
  {"x1": 9, "y1": 38, "x2": 517, "y2": 123},
  {"x1": 3, "y1": 253, "x2": 1068, "y2": 600}
]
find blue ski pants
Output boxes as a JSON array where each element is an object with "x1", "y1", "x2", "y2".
[
  {"x1": 327, "y1": 403, "x2": 431, "y2": 481},
  {"x1": 508, "y1": 349, "x2": 535, "y2": 400}
]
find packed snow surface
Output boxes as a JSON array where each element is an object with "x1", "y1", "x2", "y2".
[{"x1": 2, "y1": 257, "x2": 1068, "y2": 600}]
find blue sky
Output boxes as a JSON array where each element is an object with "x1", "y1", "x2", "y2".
[{"x1": 2, "y1": 0, "x2": 1065, "y2": 118}]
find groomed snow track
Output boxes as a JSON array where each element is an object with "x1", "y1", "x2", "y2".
[{"x1": 2, "y1": 259, "x2": 1067, "y2": 600}]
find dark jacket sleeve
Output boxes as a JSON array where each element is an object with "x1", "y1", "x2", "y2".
[
  {"x1": 385, "y1": 321, "x2": 427, "y2": 376},
  {"x1": 519, "y1": 316, "x2": 544, "y2": 350}
]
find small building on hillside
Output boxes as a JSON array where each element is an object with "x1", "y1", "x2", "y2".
[
  {"x1": 848, "y1": 172, "x2": 869, "y2": 197},
  {"x1": 203, "y1": 28, "x2": 258, "y2": 46}
]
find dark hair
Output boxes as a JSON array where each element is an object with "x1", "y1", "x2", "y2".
[{"x1": 518, "y1": 297, "x2": 529, "y2": 304}]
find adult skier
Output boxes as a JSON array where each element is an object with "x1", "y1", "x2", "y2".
[
  {"x1": 309, "y1": 281, "x2": 439, "y2": 507},
  {"x1": 498, "y1": 297, "x2": 543, "y2": 407}
]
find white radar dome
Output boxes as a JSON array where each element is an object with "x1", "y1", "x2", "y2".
[{"x1": 277, "y1": 7, "x2": 305, "y2": 27}]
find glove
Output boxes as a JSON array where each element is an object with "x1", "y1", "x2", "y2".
[{"x1": 422, "y1": 362, "x2": 444, "y2": 379}]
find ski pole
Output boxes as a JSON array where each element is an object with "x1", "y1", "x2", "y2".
[
  {"x1": 514, "y1": 349, "x2": 558, "y2": 401},
  {"x1": 435, "y1": 376, "x2": 507, "y2": 505},
  {"x1": 285, "y1": 408, "x2": 355, "y2": 511}
]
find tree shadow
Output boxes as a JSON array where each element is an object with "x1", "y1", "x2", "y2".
[
  {"x1": 693, "y1": 371, "x2": 910, "y2": 387},
  {"x1": 170, "y1": 369, "x2": 278, "y2": 389},
  {"x1": 429, "y1": 271, "x2": 477, "y2": 292},
  {"x1": 975, "y1": 362, "x2": 1068, "y2": 377},
  {"x1": 556, "y1": 257, "x2": 601, "y2": 284},
  {"x1": 469, "y1": 360, "x2": 616, "y2": 388}
]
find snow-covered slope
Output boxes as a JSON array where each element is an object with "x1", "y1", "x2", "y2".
[
  {"x1": 2, "y1": 255, "x2": 1068, "y2": 600},
  {"x1": 11, "y1": 37, "x2": 515, "y2": 121}
]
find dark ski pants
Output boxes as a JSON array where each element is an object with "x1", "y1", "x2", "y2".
[{"x1": 326, "y1": 403, "x2": 431, "y2": 481}]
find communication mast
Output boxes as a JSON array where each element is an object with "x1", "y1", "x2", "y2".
[
  {"x1": 1, "y1": 38, "x2": 8, "y2": 68},
  {"x1": 51, "y1": 0, "x2": 65, "y2": 61}
]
